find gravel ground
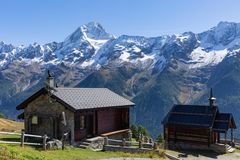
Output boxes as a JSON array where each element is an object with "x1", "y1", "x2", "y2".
[
  {"x1": 101, "y1": 158, "x2": 160, "y2": 160},
  {"x1": 166, "y1": 150, "x2": 240, "y2": 160}
]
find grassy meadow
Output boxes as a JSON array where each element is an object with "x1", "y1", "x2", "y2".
[
  {"x1": 0, "y1": 118, "x2": 165, "y2": 160},
  {"x1": 0, "y1": 118, "x2": 23, "y2": 132}
]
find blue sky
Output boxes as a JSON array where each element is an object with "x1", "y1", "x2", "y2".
[{"x1": 1, "y1": 0, "x2": 240, "y2": 45}]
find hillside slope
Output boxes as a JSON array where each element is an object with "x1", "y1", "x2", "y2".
[{"x1": 0, "y1": 118, "x2": 23, "y2": 132}]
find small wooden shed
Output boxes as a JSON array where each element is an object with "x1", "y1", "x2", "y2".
[
  {"x1": 162, "y1": 89, "x2": 236, "y2": 148},
  {"x1": 16, "y1": 73, "x2": 134, "y2": 143}
]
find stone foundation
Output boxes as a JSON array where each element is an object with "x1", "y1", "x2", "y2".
[{"x1": 103, "y1": 145, "x2": 153, "y2": 153}]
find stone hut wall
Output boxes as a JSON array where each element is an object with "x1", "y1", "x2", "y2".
[{"x1": 24, "y1": 94, "x2": 75, "y2": 143}]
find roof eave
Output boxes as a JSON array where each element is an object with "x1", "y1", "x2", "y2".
[
  {"x1": 17, "y1": 112, "x2": 24, "y2": 119},
  {"x1": 230, "y1": 114, "x2": 237, "y2": 129},
  {"x1": 74, "y1": 104, "x2": 135, "y2": 111},
  {"x1": 50, "y1": 94, "x2": 77, "y2": 112}
]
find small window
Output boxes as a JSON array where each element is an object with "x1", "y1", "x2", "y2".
[
  {"x1": 80, "y1": 115, "x2": 85, "y2": 129},
  {"x1": 32, "y1": 116, "x2": 38, "y2": 125}
]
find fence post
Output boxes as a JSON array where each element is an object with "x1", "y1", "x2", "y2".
[
  {"x1": 122, "y1": 138, "x2": 126, "y2": 147},
  {"x1": 43, "y1": 134, "x2": 47, "y2": 150},
  {"x1": 62, "y1": 136, "x2": 65, "y2": 150},
  {"x1": 20, "y1": 129, "x2": 25, "y2": 147},
  {"x1": 139, "y1": 140, "x2": 142, "y2": 149},
  {"x1": 104, "y1": 137, "x2": 109, "y2": 145},
  {"x1": 153, "y1": 142, "x2": 158, "y2": 150}
]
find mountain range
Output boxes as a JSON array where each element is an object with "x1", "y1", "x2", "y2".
[{"x1": 1, "y1": 21, "x2": 240, "y2": 138}]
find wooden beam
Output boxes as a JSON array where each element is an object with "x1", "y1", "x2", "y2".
[
  {"x1": 214, "y1": 120, "x2": 230, "y2": 123},
  {"x1": 208, "y1": 131, "x2": 210, "y2": 147},
  {"x1": 169, "y1": 122, "x2": 210, "y2": 127},
  {"x1": 225, "y1": 131, "x2": 227, "y2": 145},
  {"x1": 163, "y1": 126, "x2": 166, "y2": 140},
  {"x1": 20, "y1": 129, "x2": 25, "y2": 147},
  {"x1": 171, "y1": 132, "x2": 209, "y2": 138},
  {"x1": 170, "y1": 112, "x2": 213, "y2": 116},
  {"x1": 168, "y1": 135, "x2": 208, "y2": 142},
  {"x1": 168, "y1": 138, "x2": 209, "y2": 145},
  {"x1": 174, "y1": 127, "x2": 176, "y2": 144},
  {"x1": 43, "y1": 134, "x2": 47, "y2": 150},
  {"x1": 217, "y1": 132, "x2": 220, "y2": 143},
  {"x1": 213, "y1": 128, "x2": 228, "y2": 132}
]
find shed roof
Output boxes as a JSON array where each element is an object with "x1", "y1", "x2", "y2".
[
  {"x1": 162, "y1": 104, "x2": 236, "y2": 131},
  {"x1": 53, "y1": 87, "x2": 135, "y2": 110},
  {"x1": 213, "y1": 113, "x2": 236, "y2": 133},
  {"x1": 16, "y1": 87, "x2": 134, "y2": 111},
  {"x1": 162, "y1": 105, "x2": 217, "y2": 128}
]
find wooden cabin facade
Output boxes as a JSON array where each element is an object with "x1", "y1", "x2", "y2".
[
  {"x1": 162, "y1": 89, "x2": 236, "y2": 148},
  {"x1": 16, "y1": 74, "x2": 134, "y2": 143},
  {"x1": 74, "y1": 107, "x2": 129, "y2": 140}
]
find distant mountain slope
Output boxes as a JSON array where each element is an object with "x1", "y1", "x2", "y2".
[
  {"x1": 0, "y1": 118, "x2": 23, "y2": 132},
  {"x1": 1, "y1": 21, "x2": 240, "y2": 137}
]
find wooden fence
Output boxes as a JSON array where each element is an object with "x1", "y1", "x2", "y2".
[
  {"x1": 234, "y1": 138, "x2": 240, "y2": 146},
  {"x1": 0, "y1": 130, "x2": 48, "y2": 150},
  {"x1": 104, "y1": 137, "x2": 157, "y2": 150}
]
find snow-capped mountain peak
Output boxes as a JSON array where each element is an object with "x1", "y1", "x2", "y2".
[
  {"x1": 1, "y1": 21, "x2": 240, "y2": 70},
  {"x1": 50, "y1": 22, "x2": 115, "y2": 67},
  {"x1": 83, "y1": 22, "x2": 114, "y2": 40},
  {"x1": 64, "y1": 22, "x2": 114, "y2": 44}
]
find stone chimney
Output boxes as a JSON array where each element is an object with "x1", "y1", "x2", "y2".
[
  {"x1": 45, "y1": 70, "x2": 54, "y2": 89},
  {"x1": 209, "y1": 88, "x2": 216, "y2": 109}
]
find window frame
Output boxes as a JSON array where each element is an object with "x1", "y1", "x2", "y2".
[
  {"x1": 31, "y1": 116, "x2": 38, "y2": 125},
  {"x1": 80, "y1": 115, "x2": 85, "y2": 129}
]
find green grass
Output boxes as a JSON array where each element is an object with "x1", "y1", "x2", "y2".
[
  {"x1": 235, "y1": 146, "x2": 240, "y2": 152},
  {"x1": 0, "y1": 124, "x2": 165, "y2": 160},
  {"x1": 0, "y1": 133, "x2": 21, "y2": 142},
  {"x1": 0, "y1": 144, "x2": 165, "y2": 160}
]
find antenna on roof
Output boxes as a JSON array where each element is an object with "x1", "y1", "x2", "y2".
[{"x1": 210, "y1": 88, "x2": 213, "y2": 98}]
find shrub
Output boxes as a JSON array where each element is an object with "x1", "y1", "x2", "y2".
[
  {"x1": 0, "y1": 113, "x2": 5, "y2": 118},
  {"x1": 138, "y1": 125, "x2": 150, "y2": 137},
  {"x1": 130, "y1": 124, "x2": 150, "y2": 141},
  {"x1": 130, "y1": 124, "x2": 138, "y2": 138},
  {"x1": 156, "y1": 133, "x2": 164, "y2": 143}
]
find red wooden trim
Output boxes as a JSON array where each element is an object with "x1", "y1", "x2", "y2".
[{"x1": 101, "y1": 129, "x2": 129, "y2": 137}]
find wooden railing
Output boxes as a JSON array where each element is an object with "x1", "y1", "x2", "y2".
[
  {"x1": 105, "y1": 137, "x2": 157, "y2": 150},
  {"x1": 0, "y1": 130, "x2": 48, "y2": 150},
  {"x1": 233, "y1": 138, "x2": 240, "y2": 146}
]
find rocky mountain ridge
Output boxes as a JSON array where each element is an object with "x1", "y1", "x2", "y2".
[{"x1": 1, "y1": 21, "x2": 240, "y2": 137}]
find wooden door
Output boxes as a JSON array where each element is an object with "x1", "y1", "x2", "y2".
[{"x1": 86, "y1": 115, "x2": 94, "y2": 137}]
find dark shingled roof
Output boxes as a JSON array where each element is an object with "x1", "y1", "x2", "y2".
[
  {"x1": 162, "y1": 105, "x2": 217, "y2": 128},
  {"x1": 213, "y1": 113, "x2": 236, "y2": 133},
  {"x1": 162, "y1": 104, "x2": 236, "y2": 131},
  {"x1": 52, "y1": 87, "x2": 135, "y2": 110},
  {"x1": 16, "y1": 87, "x2": 134, "y2": 111}
]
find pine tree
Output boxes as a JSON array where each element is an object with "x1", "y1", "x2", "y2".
[
  {"x1": 0, "y1": 113, "x2": 5, "y2": 118},
  {"x1": 156, "y1": 133, "x2": 164, "y2": 143},
  {"x1": 130, "y1": 124, "x2": 138, "y2": 138}
]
